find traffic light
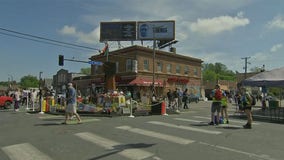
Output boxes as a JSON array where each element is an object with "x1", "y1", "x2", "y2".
[{"x1": 59, "y1": 55, "x2": 64, "y2": 66}]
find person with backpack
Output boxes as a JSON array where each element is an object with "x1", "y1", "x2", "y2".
[
  {"x1": 240, "y1": 87, "x2": 253, "y2": 129},
  {"x1": 208, "y1": 84, "x2": 223, "y2": 125}
]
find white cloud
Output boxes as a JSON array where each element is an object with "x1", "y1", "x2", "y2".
[
  {"x1": 270, "y1": 44, "x2": 283, "y2": 52},
  {"x1": 60, "y1": 25, "x2": 76, "y2": 35},
  {"x1": 267, "y1": 15, "x2": 284, "y2": 29},
  {"x1": 59, "y1": 25, "x2": 100, "y2": 44},
  {"x1": 190, "y1": 12, "x2": 250, "y2": 35}
]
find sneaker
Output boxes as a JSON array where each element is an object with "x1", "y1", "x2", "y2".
[
  {"x1": 208, "y1": 121, "x2": 214, "y2": 125},
  {"x1": 243, "y1": 124, "x2": 252, "y2": 129}
]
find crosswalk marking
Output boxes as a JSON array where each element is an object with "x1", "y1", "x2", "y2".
[
  {"x1": 174, "y1": 118, "x2": 243, "y2": 128},
  {"x1": 2, "y1": 143, "x2": 52, "y2": 160},
  {"x1": 174, "y1": 118, "x2": 203, "y2": 123},
  {"x1": 147, "y1": 121, "x2": 222, "y2": 135},
  {"x1": 116, "y1": 125, "x2": 195, "y2": 145},
  {"x1": 75, "y1": 132, "x2": 158, "y2": 160},
  {"x1": 199, "y1": 142, "x2": 276, "y2": 160},
  {"x1": 194, "y1": 116, "x2": 260, "y2": 125}
]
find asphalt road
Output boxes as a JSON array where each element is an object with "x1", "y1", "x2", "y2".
[{"x1": 0, "y1": 101, "x2": 283, "y2": 160}]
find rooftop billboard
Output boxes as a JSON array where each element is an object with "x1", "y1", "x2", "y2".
[
  {"x1": 100, "y1": 20, "x2": 175, "y2": 41},
  {"x1": 100, "y1": 21, "x2": 137, "y2": 41},
  {"x1": 137, "y1": 21, "x2": 175, "y2": 40}
]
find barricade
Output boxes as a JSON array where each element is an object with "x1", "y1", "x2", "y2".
[{"x1": 161, "y1": 101, "x2": 168, "y2": 116}]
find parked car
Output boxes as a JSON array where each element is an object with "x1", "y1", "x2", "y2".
[{"x1": 0, "y1": 95, "x2": 13, "y2": 109}]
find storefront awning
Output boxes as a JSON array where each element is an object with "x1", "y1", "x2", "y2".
[{"x1": 129, "y1": 77, "x2": 163, "y2": 86}]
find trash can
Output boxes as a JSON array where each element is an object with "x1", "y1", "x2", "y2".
[{"x1": 151, "y1": 101, "x2": 162, "y2": 115}]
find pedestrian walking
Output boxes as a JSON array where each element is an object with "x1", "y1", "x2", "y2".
[
  {"x1": 167, "y1": 89, "x2": 173, "y2": 109},
  {"x1": 182, "y1": 88, "x2": 189, "y2": 109},
  {"x1": 173, "y1": 88, "x2": 179, "y2": 112},
  {"x1": 30, "y1": 89, "x2": 37, "y2": 111},
  {"x1": 208, "y1": 84, "x2": 223, "y2": 125},
  {"x1": 62, "y1": 83, "x2": 82, "y2": 124},
  {"x1": 14, "y1": 88, "x2": 21, "y2": 112},
  {"x1": 240, "y1": 87, "x2": 253, "y2": 129},
  {"x1": 177, "y1": 88, "x2": 183, "y2": 111}
]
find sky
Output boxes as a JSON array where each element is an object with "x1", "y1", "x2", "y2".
[{"x1": 1, "y1": 0, "x2": 284, "y2": 82}]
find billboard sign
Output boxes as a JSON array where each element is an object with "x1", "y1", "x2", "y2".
[
  {"x1": 137, "y1": 21, "x2": 175, "y2": 40},
  {"x1": 100, "y1": 21, "x2": 137, "y2": 41}
]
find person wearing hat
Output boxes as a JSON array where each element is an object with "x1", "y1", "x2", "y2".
[{"x1": 62, "y1": 82, "x2": 82, "y2": 124}]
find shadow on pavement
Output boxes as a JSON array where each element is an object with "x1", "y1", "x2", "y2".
[
  {"x1": 34, "y1": 123, "x2": 61, "y2": 126},
  {"x1": 88, "y1": 143, "x2": 156, "y2": 160}
]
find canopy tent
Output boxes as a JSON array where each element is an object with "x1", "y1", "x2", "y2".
[{"x1": 241, "y1": 66, "x2": 284, "y2": 87}]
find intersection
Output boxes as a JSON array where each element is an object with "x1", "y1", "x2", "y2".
[{"x1": 0, "y1": 101, "x2": 283, "y2": 160}]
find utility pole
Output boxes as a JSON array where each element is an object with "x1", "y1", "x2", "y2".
[{"x1": 241, "y1": 57, "x2": 250, "y2": 79}]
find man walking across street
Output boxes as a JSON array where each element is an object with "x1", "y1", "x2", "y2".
[{"x1": 62, "y1": 83, "x2": 82, "y2": 124}]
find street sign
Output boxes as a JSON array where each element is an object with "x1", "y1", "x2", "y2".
[{"x1": 88, "y1": 61, "x2": 103, "y2": 66}]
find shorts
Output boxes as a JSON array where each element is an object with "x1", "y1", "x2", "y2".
[
  {"x1": 222, "y1": 105, "x2": 228, "y2": 109},
  {"x1": 66, "y1": 103, "x2": 77, "y2": 114},
  {"x1": 211, "y1": 102, "x2": 221, "y2": 113}
]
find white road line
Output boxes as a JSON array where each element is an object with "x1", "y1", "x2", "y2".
[
  {"x1": 174, "y1": 118, "x2": 243, "y2": 128},
  {"x1": 174, "y1": 118, "x2": 203, "y2": 123},
  {"x1": 2, "y1": 143, "x2": 52, "y2": 160},
  {"x1": 194, "y1": 116, "x2": 260, "y2": 125},
  {"x1": 116, "y1": 126, "x2": 194, "y2": 145},
  {"x1": 147, "y1": 121, "x2": 222, "y2": 135},
  {"x1": 75, "y1": 132, "x2": 158, "y2": 160},
  {"x1": 199, "y1": 142, "x2": 276, "y2": 160}
]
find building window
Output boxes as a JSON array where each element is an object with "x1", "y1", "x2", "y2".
[
  {"x1": 116, "y1": 62, "x2": 119, "y2": 73},
  {"x1": 157, "y1": 61, "x2": 163, "y2": 72},
  {"x1": 176, "y1": 65, "x2": 181, "y2": 74},
  {"x1": 194, "y1": 68, "x2": 198, "y2": 76},
  {"x1": 126, "y1": 59, "x2": 132, "y2": 72},
  {"x1": 184, "y1": 66, "x2": 189, "y2": 75},
  {"x1": 143, "y1": 59, "x2": 149, "y2": 71},
  {"x1": 167, "y1": 64, "x2": 172, "y2": 73}
]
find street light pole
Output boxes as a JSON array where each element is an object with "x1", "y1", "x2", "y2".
[
  {"x1": 8, "y1": 74, "x2": 13, "y2": 89},
  {"x1": 152, "y1": 34, "x2": 156, "y2": 96}
]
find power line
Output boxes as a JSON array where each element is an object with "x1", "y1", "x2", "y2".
[
  {"x1": 0, "y1": 27, "x2": 100, "y2": 51},
  {"x1": 0, "y1": 31, "x2": 94, "y2": 52}
]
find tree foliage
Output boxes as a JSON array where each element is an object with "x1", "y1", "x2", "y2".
[
  {"x1": 20, "y1": 75, "x2": 39, "y2": 89},
  {"x1": 80, "y1": 67, "x2": 91, "y2": 75},
  {"x1": 202, "y1": 62, "x2": 236, "y2": 82}
]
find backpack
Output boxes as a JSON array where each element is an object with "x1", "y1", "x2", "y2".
[
  {"x1": 214, "y1": 89, "x2": 222, "y2": 100},
  {"x1": 245, "y1": 93, "x2": 256, "y2": 106}
]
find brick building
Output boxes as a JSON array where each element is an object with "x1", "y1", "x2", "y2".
[{"x1": 73, "y1": 45, "x2": 203, "y2": 99}]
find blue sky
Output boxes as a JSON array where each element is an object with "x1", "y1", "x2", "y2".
[{"x1": 1, "y1": 0, "x2": 284, "y2": 82}]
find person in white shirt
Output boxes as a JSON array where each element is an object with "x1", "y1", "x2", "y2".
[{"x1": 14, "y1": 89, "x2": 21, "y2": 111}]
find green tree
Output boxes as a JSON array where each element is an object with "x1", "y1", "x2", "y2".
[
  {"x1": 80, "y1": 67, "x2": 91, "y2": 75},
  {"x1": 20, "y1": 75, "x2": 39, "y2": 88},
  {"x1": 202, "y1": 62, "x2": 236, "y2": 82}
]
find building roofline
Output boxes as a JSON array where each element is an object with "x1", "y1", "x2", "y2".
[{"x1": 90, "y1": 45, "x2": 203, "y2": 63}]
